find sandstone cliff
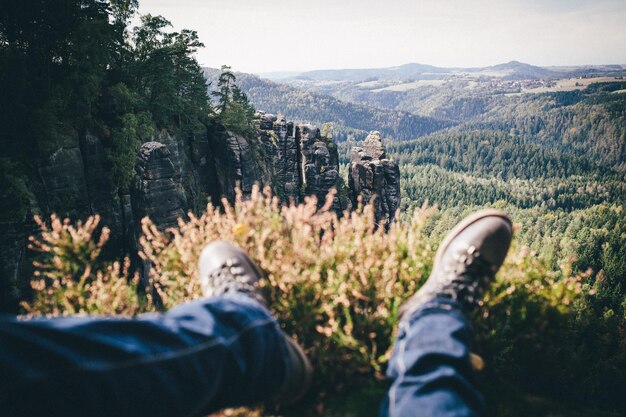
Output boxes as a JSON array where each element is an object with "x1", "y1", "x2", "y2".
[
  {"x1": 348, "y1": 131, "x2": 401, "y2": 226},
  {"x1": 256, "y1": 113, "x2": 345, "y2": 210},
  {"x1": 0, "y1": 114, "x2": 359, "y2": 311}
]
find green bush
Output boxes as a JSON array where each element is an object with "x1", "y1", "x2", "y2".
[
  {"x1": 23, "y1": 215, "x2": 146, "y2": 316},
  {"x1": 23, "y1": 187, "x2": 625, "y2": 415}
]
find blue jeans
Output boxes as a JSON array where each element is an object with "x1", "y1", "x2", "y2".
[
  {"x1": 0, "y1": 296, "x2": 484, "y2": 417},
  {"x1": 381, "y1": 298, "x2": 485, "y2": 417},
  {"x1": 0, "y1": 295, "x2": 291, "y2": 416}
]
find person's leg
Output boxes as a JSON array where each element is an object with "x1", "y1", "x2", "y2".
[
  {"x1": 0, "y1": 295, "x2": 287, "y2": 416},
  {"x1": 382, "y1": 298, "x2": 484, "y2": 417},
  {"x1": 0, "y1": 241, "x2": 311, "y2": 417},
  {"x1": 382, "y1": 210, "x2": 513, "y2": 417}
]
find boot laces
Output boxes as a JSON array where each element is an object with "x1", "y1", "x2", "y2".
[
  {"x1": 203, "y1": 257, "x2": 258, "y2": 298},
  {"x1": 441, "y1": 244, "x2": 497, "y2": 307}
]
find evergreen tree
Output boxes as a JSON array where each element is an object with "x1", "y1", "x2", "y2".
[
  {"x1": 212, "y1": 65, "x2": 236, "y2": 113},
  {"x1": 211, "y1": 65, "x2": 255, "y2": 135}
]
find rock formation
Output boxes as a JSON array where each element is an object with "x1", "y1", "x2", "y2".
[
  {"x1": 258, "y1": 114, "x2": 301, "y2": 203},
  {"x1": 348, "y1": 131, "x2": 401, "y2": 226},
  {"x1": 38, "y1": 147, "x2": 90, "y2": 215},
  {"x1": 209, "y1": 123, "x2": 271, "y2": 202},
  {"x1": 81, "y1": 133, "x2": 131, "y2": 250},
  {"x1": 131, "y1": 142, "x2": 187, "y2": 232},
  {"x1": 0, "y1": 113, "x2": 395, "y2": 312},
  {"x1": 298, "y1": 124, "x2": 344, "y2": 212},
  {"x1": 255, "y1": 112, "x2": 345, "y2": 210}
]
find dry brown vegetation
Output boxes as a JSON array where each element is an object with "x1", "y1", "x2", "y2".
[{"x1": 23, "y1": 186, "x2": 612, "y2": 416}]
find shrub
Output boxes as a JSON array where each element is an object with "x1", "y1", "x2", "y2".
[
  {"x1": 22, "y1": 187, "x2": 625, "y2": 414},
  {"x1": 22, "y1": 214, "x2": 146, "y2": 316},
  {"x1": 139, "y1": 186, "x2": 431, "y2": 386}
]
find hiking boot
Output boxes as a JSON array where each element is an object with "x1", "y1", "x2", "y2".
[
  {"x1": 198, "y1": 241, "x2": 312, "y2": 404},
  {"x1": 400, "y1": 209, "x2": 513, "y2": 318},
  {"x1": 198, "y1": 240, "x2": 268, "y2": 306}
]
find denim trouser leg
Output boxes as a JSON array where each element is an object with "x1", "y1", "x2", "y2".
[
  {"x1": 0, "y1": 295, "x2": 291, "y2": 417},
  {"x1": 381, "y1": 298, "x2": 485, "y2": 417}
]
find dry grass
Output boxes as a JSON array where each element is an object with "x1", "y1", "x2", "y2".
[
  {"x1": 23, "y1": 215, "x2": 145, "y2": 317},
  {"x1": 140, "y1": 185, "x2": 432, "y2": 383},
  {"x1": 22, "y1": 186, "x2": 603, "y2": 416}
]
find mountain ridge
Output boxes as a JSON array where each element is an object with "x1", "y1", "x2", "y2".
[{"x1": 258, "y1": 61, "x2": 626, "y2": 81}]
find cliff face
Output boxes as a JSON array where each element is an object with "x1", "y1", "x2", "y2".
[
  {"x1": 348, "y1": 131, "x2": 401, "y2": 226},
  {"x1": 256, "y1": 113, "x2": 345, "y2": 210},
  {"x1": 299, "y1": 124, "x2": 344, "y2": 212},
  {"x1": 81, "y1": 133, "x2": 131, "y2": 249},
  {"x1": 131, "y1": 142, "x2": 187, "y2": 232},
  {"x1": 210, "y1": 123, "x2": 272, "y2": 202},
  {"x1": 0, "y1": 113, "x2": 360, "y2": 312},
  {"x1": 259, "y1": 114, "x2": 300, "y2": 203}
]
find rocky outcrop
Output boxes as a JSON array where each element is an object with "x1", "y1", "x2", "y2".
[
  {"x1": 38, "y1": 147, "x2": 90, "y2": 216},
  {"x1": 185, "y1": 128, "x2": 222, "y2": 210},
  {"x1": 257, "y1": 114, "x2": 301, "y2": 203},
  {"x1": 0, "y1": 113, "x2": 388, "y2": 313},
  {"x1": 255, "y1": 112, "x2": 345, "y2": 210},
  {"x1": 299, "y1": 124, "x2": 344, "y2": 212},
  {"x1": 81, "y1": 134, "x2": 131, "y2": 252},
  {"x1": 131, "y1": 142, "x2": 187, "y2": 232},
  {"x1": 209, "y1": 124, "x2": 272, "y2": 202},
  {"x1": 349, "y1": 131, "x2": 401, "y2": 226}
]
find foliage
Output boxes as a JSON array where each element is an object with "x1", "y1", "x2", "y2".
[
  {"x1": 211, "y1": 65, "x2": 256, "y2": 135},
  {"x1": 23, "y1": 188, "x2": 626, "y2": 414},
  {"x1": 139, "y1": 186, "x2": 429, "y2": 384},
  {"x1": 131, "y1": 14, "x2": 209, "y2": 131},
  {"x1": 104, "y1": 100, "x2": 154, "y2": 191},
  {"x1": 478, "y1": 256, "x2": 626, "y2": 412},
  {"x1": 23, "y1": 214, "x2": 144, "y2": 316},
  {"x1": 0, "y1": 0, "x2": 210, "y2": 195}
]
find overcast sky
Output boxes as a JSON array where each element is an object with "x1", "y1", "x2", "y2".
[{"x1": 138, "y1": 0, "x2": 626, "y2": 73}]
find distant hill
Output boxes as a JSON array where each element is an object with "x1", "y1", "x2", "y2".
[
  {"x1": 256, "y1": 70, "x2": 302, "y2": 80},
  {"x1": 290, "y1": 63, "x2": 449, "y2": 82},
  {"x1": 474, "y1": 61, "x2": 562, "y2": 80},
  {"x1": 259, "y1": 61, "x2": 626, "y2": 83},
  {"x1": 204, "y1": 68, "x2": 453, "y2": 140}
]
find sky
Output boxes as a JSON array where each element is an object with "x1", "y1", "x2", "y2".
[{"x1": 138, "y1": 0, "x2": 626, "y2": 74}]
